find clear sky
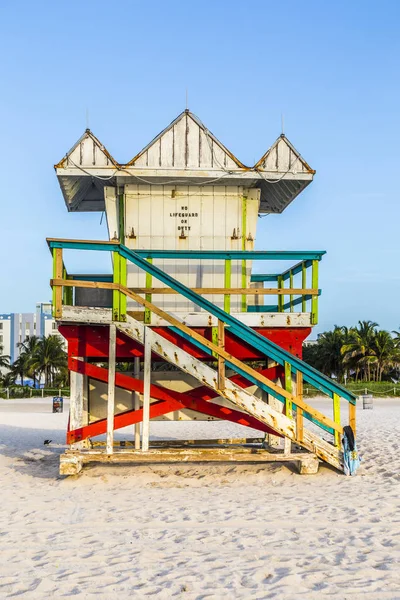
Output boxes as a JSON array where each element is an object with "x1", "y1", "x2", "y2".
[{"x1": 0, "y1": 0, "x2": 399, "y2": 334}]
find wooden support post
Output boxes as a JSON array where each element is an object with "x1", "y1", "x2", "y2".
[
  {"x1": 333, "y1": 393, "x2": 341, "y2": 447},
  {"x1": 241, "y1": 196, "x2": 247, "y2": 312},
  {"x1": 311, "y1": 259, "x2": 319, "y2": 325},
  {"x1": 144, "y1": 258, "x2": 153, "y2": 324},
  {"x1": 284, "y1": 361, "x2": 293, "y2": 418},
  {"x1": 134, "y1": 356, "x2": 141, "y2": 449},
  {"x1": 296, "y1": 370, "x2": 304, "y2": 443},
  {"x1": 106, "y1": 324, "x2": 116, "y2": 454},
  {"x1": 349, "y1": 401, "x2": 356, "y2": 437},
  {"x1": 119, "y1": 256, "x2": 127, "y2": 322},
  {"x1": 142, "y1": 326, "x2": 152, "y2": 451},
  {"x1": 118, "y1": 190, "x2": 125, "y2": 242},
  {"x1": 224, "y1": 259, "x2": 231, "y2": 314},
  {"x1": 52, "y1": 248, "x2": 63, "y2": 319},
  {"x1": 69, "y1": 357, "x2": 84, "y2": 450},
  {"x1": 289, "y1": 270, "x2": 294, "y2": 312},
  {"x1": 81, "y1": 373, "x2": 89, "y2": 449},
  {"x1": 277, "y1": 275, "x2": 284, "y2": 312},
  {"x1": 112, "y1": 252, "x2": 120, "y2": 321},
  {"x1": 217, "y1": 319, "x2": 225, "y2": 390},
  {"x1": 301, "y1": 262, "x2": 307, "y2": 312}
]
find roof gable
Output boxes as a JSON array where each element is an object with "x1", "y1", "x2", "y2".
[
  {"x1": 55, "y1": 129, "x2": 118, "y2": 169},
  {"x1": 127, "y1": 110, "x2": 246, "y2": 170},
  {"x1": 255, "y1": 134, "x2": 315, "y2": 174}
]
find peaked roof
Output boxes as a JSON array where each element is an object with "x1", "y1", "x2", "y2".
[
  {"x1": 55, "y1": 129, "x2": 119, "y2": 170},
  {"x1": 54, "y1": 110, "x2": 315, "y2": 213},
  {"x1": 127, "y1": 110, "x2": 246, "y2": 170}
]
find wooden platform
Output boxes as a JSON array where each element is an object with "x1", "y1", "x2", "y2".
[{"x1": 59, "y1": 444, "x2": 320, "y2": 476}]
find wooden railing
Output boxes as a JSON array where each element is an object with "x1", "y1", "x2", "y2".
[
  {"x1": 48, "y1": 239, "x2": 357, "y2": 446},
  {"x1": 48, "y1": 239, "x2": 323, "y2": 323}
]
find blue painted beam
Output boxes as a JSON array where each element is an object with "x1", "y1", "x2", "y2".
[
  {"x1": 281, "y1": 259, "x2": 313, "y2": 281},
  {"x1": 250, "y1": 274, "x2": 279, "y2": 282},
  {"x1": 282, "y1": 290, "x2": 321, "y2": 311},
  {"x1": 247, "y1": 305, "x2": 279, "y2": 313},
  {"x1": 47, "y1": 241, "x2": 326, "y2": 262}
]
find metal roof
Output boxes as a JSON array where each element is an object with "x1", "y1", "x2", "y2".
[{"x1": 55, "y1": 110, "x2": 315, "y2": 214}]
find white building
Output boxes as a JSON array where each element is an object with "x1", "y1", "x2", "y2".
[{"x1": 0, "y1": 303, "x2": 65, "y2": 365}]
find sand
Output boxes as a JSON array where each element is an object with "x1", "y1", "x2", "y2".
[{"x1": 0, "y1": 397, "x2": 399, "y2": 599}]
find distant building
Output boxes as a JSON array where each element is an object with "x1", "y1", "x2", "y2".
[{"x1": 0, "y1": 303, "x2": 65, "y2": 365}]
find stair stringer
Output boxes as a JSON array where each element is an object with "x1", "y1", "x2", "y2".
[{"x1": 117, "y1": 316, "x2": 343, "y2": 471}]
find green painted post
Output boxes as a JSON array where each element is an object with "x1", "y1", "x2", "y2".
[
  {"x1": 302, "y1": 261, "x2": 307, "y2": 312},
  {"x1": 112, "y1": 251, "x2": 120, "y2": 321},
  {"x1": 241, "y1": 196, "x2": 247, "y2": 312},
  {"x1": 278, "y1": 275, "x2": 284, "y2": 312},
  {"x1": 311, "y1": 259, "x2": 319, "y2": 324},
  {"x1": 284, "y1": 361, "x2": 293, "y2": 418},
  {"x1": 144, "y1": 258, "x2": 153, "y2": 324},
  {"x1": 290, "y1": 270, "x2": 294, "y2": 312},
  {"x1": 333, "y1": 393, "x2": 341, "y2": 447},
  {"x1": 224, "y1": 259, "x2": 231, "y2": 314},
  {"x1": 119, "y1": 256, "x2": 127, "y2": 322},
  {"x1": 119, "y1": 191, "x2": 125, "y2": 242},
  {"x1": 52, "y1": 249, "x2": 57, "y2": 317}
]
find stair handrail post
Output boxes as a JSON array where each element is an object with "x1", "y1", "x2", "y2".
[{"x1": 296, "y1": 371, "x2": 304, "y2": 443}]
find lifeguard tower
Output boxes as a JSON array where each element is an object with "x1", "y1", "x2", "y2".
[{"x1": 49, "y1": 110, "x2": 357, "y2": 475}]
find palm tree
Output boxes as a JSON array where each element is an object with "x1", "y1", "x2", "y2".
[
  {"x1": 11, "y1": 352, "x2": 31, "y2": 386},
  {"x1": 0, "y1": 344, "x2": 10, "y2": 371},
  {"x1": 393, "y1": 328, "x2": 400, "y2": 348},
  {"x1": 29, "y1": 335, "x2": 67, "y2": 388},
  {"x1": 0, "y1": 371, "x2": 16, "y2": 387},
  {"x1": 307, "y1": 326, "x2": 348, "y2": 381},
  {"x1": 371, "y1": 330, "x2": 400, "y2": 381},
  {"x1": 17, "y1": 336, "x2": 40, "y2": 387},
  {"x1": 342, "y1": 320, "x2": 378, "y2": 381}
]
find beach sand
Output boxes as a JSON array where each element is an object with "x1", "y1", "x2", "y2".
[{"x1": 0, "y1": 397, "x2": 399, "y2": 599}]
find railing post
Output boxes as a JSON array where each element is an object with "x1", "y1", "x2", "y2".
[
  {"x1": 311, "y1": 259, "x2": 319, "y2": 324},
  {"x1": 119, "y1": 256, "x2": 127, "y2": 322},
  {"x1": 142, "y1": 326, "x2": 152, "y2": 452},
  {"x1": 301, "y1": 261, "x2": 307, "y2": 312},
  {"x1": 289, "y1": 270, "x2": 294, "y2": 312},
  {"x1": 217, "y1": 319, "x2": 225, "y2": 390},
  {"x1": 241, "y1": 196, "x2": 247, "y2": 312},
  {"x1": 296, "y1": 370, "x2": 304, "y2": 443},
  {"x1": 333, "y1": 393, "x2": 341, "y2": 447},
  {"x1": 133, "y1": 356, "x2": 141, "y2": 449},
  {"x1": 224, "y1": 259, "x2": 231, "y2": 314},
  {"x1": 144, "y1": 258, "x2": 153, "y2": 324},
  {"x1": 284, "y1": 361, "x2": 293, "y2": 418},
  {"x1": 106, "y1": 324, "x2": 116, "y2": 455},
  {"x1": 349, "y1": 401, "x2": 356, "y2": 437},
  {"x1": 112, "y1": 251, "x2": 120, "y2": 321},
  {"x1": 52, "y1": 247, "x2": 63, "y2": 319},
  {"x1": 277, "y1": 274, "x2": 284, "y2": 312}
]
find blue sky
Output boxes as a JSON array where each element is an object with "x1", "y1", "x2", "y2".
[{"x1": 0, "y1": 0, "x2": 399, "y2": 334}]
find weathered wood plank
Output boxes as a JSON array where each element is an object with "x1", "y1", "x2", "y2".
[
  {"x1": 141, "y1": 327, "x2": 152, "y2": 451},
  {"x1": 51, "y1": 279, "x2": 319, "y2": 296},
  {"x1": 106, "y1": 324, "x2": 116, "y2": 454}
]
